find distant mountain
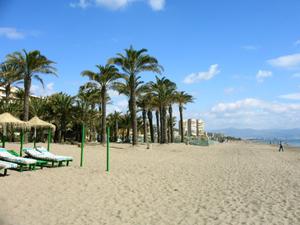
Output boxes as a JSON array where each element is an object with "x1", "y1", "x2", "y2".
[{"x1": 209, "y1": 128, "x2": 300, "y2": 140}]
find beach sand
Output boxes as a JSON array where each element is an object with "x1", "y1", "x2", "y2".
[{"x1": 1, "y1": 142, "x2": 300, "y2": 225}]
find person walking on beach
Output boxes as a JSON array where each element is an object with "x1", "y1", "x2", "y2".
[{"x1": 278, "y1": 141, "x2": 284, "y2": 152}]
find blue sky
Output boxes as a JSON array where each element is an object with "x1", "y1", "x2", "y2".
[{"x1": 1, "y1": 0, "x2": 300, "y2": 129}]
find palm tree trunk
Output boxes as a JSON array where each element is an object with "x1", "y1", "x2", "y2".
[
  {"x1": 23, "y1": 77, "x2": 31, "y2": 121},
  {"x1": 155, "y1": 110, "x2": 160, "y2": 143},
  {"x1": 61, "y1": 118, "x2": 66, "y2": 143},
  {"x1": 163, "y1": 106, "x2": 168, "y2": 143},
  {"x1": 126, "y1": 127, "x2": 130, "y2": 142},
  {"x1": 58, "y1": 129, "x2": 62, "y2": 143},
  {"x1": 147, "y1": 110, "x2": 154, "y2": 143},
  {"x1": 142, "y1": 108, "x2": 147, "y2": 143},
  {"x1": 130, "y1": 83, "x2": 138, "y2": 145},
  {"x1": 5, "y1": 84, "x2": 11, "y2": 104},
  {"x1": 160, "y1": 107, "x2": 164, "y2": 143},
  {"x1": 101, "y1": 87, "x2": 107, "y2": 144},
  {"x1": 160, "y1": 106, "x2": 167, "y2": 144},
  {"x1": 179, "y1": 104, "x2": 184, "y2": 142},
  {"x1": 169, "y1": 105, "x2": 174, "y2": 143},
  {"x1": 115, "y1": 121, "x2": 118, "y2": 142}
]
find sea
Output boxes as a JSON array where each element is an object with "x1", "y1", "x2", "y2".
[{"x1": 251, "y1": 139, "x2": 300, "y2": 147}]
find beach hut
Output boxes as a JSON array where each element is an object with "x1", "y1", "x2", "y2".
[
  {"x1": 0, "y1": 112, "x2": 27, "y2": 148},
  {"x1": 26, "y1": 116, "x2": 56, "y2": 150}
]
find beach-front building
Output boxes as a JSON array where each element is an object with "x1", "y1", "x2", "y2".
[
  {"x1": 0, "y1": 86, "x2": 38, "y2": 100},
  {"x1": 179, "y1": 119, "x2": 205, "y2": 137},
  {"x1": 179, "y1": 119, "x2": 188, "y2": 136},
  {"x1": 0, "y1": 86, "x2": 20, "y2": 99}
]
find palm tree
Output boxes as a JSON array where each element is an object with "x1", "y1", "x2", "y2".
[
  {"x1": 6, "y1": 50, "x2": 56, "y2": 121},
  {"x1": 150, "y1": 76, "x2": 176, "y2": 143},
  {"x1": 146, "y1": 94, "x2": 156, "y2": 143},
  {"x1": 155, "y1": 109, "x2": 160, "y2": 143},
  {"x1": 137, "y1": 94, "x2": 149, "y2": 143},
  {"x1": 81, "y1": 64, "x2": 120, "y2": 143},
  {"x1": 78, "y1": 83, "x2": 102, "y2": 111},
  {"x1": 119, "y1": 112, "x2": 131, "y2": 142},
  {"x1": 166, "y1": 84, "x2": 177, "y2": 143},
  {"x1": 107, "y1": 111, "x2": 122, "y2": 142},
  {"x1": 29, "y1": 97, "x2": 48, "y2": 118},
  {"x1": 77, "y1": 84, "x2": 102, "y2": 141},
  {"x1": 175, "y1": 91, "x2": 194, "y2": 142},
  {"x1": 0, "y1": 62, "x2": 20, "y2": 103},
  {"x1": 109, "y1": 46, "x2": 163, "y2": 145},
  {"x1": 47, "y1": 92, "x2": 74, "y2": 142}
]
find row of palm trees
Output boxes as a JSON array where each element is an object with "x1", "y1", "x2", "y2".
[{"x1": 0, "y1": 46, "x2": 194, "y2": 145}]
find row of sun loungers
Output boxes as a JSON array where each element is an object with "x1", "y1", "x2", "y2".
[{"x1": 0, "y1": 147, "x2": 73, "y2": 176}]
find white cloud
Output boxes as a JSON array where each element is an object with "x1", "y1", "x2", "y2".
[
  {"x1": 279, "y1": 93, "x2": 300, "y2": 100},
  {"x1": 70, "y1": 0, "x2": 165, "y2": 10},
  {"x1": 31, "y1": 83, "x2": 55, "y2": 97},
  {"x1": 256, "y1": 70, "x2": 272, "y2": 82},
  {"x1": 203, "y1": 98, "x2": 300, "y2": 129},
  {"x1": 148, "y1": 0, "x2": 165, "y2": 11},
  {"x1": 183, "y1": 64, "x2": 220, "y2": 84},
  {"x1": 268, "y1": 53, "x2": 300, "y2": 69},
  {"x1": 70, "y1": 0, "x2": 90, "y2": 8},
  {"x1": 95, "y1": 0, "x2": 130, "y2": 10},
  {"x1": 0, "y1": 27, "x2": 25, "y2": 40}
]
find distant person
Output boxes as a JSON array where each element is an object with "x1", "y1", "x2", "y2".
[{"x1": 278, "y1": 141, "x2": 284, "y2": 152}]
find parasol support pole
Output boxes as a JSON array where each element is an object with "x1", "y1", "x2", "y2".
[{"x1": 47, "y1": 127, "x2": 51, "y2": 151}]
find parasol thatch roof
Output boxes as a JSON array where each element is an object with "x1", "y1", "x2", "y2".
[
  {"x1": 27, "y1": 116, "x2": 56, "y2": 131},
  {"x1": 0, "y1": 112, "x2": 27, "y2": 129}
]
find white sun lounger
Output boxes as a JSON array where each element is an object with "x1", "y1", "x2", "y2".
[
  {"x1": 0, "y1": 160, "x2": 18, "y2": 176},
  {"x1": 0, "y1": 148, "x2": 37, "y2": 165},
  {"x1": 23, "y1": 147, "x2": 72, "y2": 167},
  {"x1": 0, "y1": 148, "x2": 36, "y2": 172},
  {"x1": 36, "y1": 147, "x2": 73, "y2": 161},
  {"x1": 23, "y1": 148, "x2": 61, "y2": 161}
]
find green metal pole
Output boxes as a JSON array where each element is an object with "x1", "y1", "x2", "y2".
[
  {"x1": 47, "y1": 128, "x2": 51, "y2": 151},
  {"x1": 20, "y1": 130, "x2": 24, "y2": 156},
  {"x1": 106, "y1": 127, "x2": 110, "y2": 172},
  {"x1": 80, "y1": 124, "x2": 85, "y2": 167}
]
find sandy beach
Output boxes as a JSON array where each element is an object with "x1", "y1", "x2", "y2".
[{"x1": 1, "y1": 142, "x2": 300, "y2": 225}]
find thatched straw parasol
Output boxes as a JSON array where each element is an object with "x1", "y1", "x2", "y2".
[
  {"x1": 0, "y1": 112, "x2": 27, "y2": 129},
  {"x1": 27, "y1": 116, "x2": 56, "y2": 131},
  {"x1": 0, "y1": 112, "x2": 27, "y2": 148},
  {"x1": 26, "y1": 116, "x2": 56, "y2": 149}
]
